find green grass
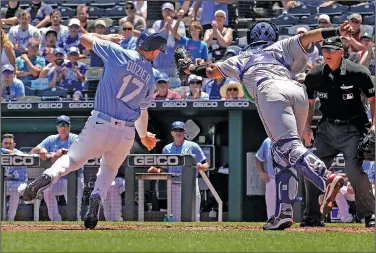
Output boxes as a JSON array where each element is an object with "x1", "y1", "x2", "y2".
[{"x1": 1, "y1": 222, "x2": 374, "y2": 252}]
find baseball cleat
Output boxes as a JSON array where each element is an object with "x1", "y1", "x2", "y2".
[
  {"x1": 319, "y1": 174, "x2": 344, "y2": 215},
  {"x1": 23, "y1": 174, "x2": 52, "y2": 201},
  {"x1": 263, "y1": 206, "x2": 293, "y2": 230},
  {"x1": 84, "y1": 194, "x2": 102, "y2": 229}
]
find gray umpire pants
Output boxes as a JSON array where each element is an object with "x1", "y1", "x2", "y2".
[{"x1": 303, "y1": 120, "x2": 375, "y2": 220}]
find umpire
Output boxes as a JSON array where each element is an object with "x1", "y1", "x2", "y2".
[{"x1": 302, "y1": 37, "x2": 375, "y2": 228}]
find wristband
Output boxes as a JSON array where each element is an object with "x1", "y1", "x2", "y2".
[
  {"x1": 189, "y1": 64, "x2": 209, "y2": 78},
  {"x1": 321, "y1": 28, "x2": 340, "y2": 39}
]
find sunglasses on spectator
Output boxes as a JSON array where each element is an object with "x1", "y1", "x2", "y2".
[
  {"x1": 318, "y1": 21, "x2": 328, "y2": 24},
  {"x1": 28, "y1": 43, "x2": 39, "y2": 48},
  {"x1": 125, "y1": 6, "x2": 135, "y2": 10},
  {"x1": 189, "y1": 81, "x2": 202, "y2": 85},
  {"x1": 172, "y1": 129, "x2": 184, "y2": 132},
  {"x1": 70, "y1": 25, "x2": 80, "y2": 29},
  {"x1": 227, "y1": 88, "x2": 238, "y2": 92},
  {"x1": 123, "y1": 27, "x2": 133, "y2": 31},
  {"x1": 2, "y1": 70, "x2": 14, "y2": 75},
  {"x1": 350, "y1": 19, "x2": 361, "y2": 24},
  {"x1": 322, "y1": 48, "x2": 341, "y2": 54},
  {"x1": 57, "y1": 122, "x2": 70, "y2": 127}
]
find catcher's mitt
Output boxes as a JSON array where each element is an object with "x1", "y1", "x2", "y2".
[
  {"x1": 173, "y1": 47, "x2": 193, "y2": 76},
  {"x1": 358, "y1": 132, "x2": 375, "y2": 161}
]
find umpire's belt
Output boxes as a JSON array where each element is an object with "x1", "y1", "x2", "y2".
[
  {"x1": 325, "y1": 114, "x2": 365, "y2": 126},
  {"x1": 92, "y1": 111, "x2": 135, "y2": 128}
]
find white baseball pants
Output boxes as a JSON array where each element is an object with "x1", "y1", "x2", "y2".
[
  {"x1": 6, "y1": 181, "x2": 27, "y2": 221},
  {"x1": 335, "y1": 185, "x2": 355, "y2": 223},
  {"x1": 265, "y1": 179, "x2": 276, "y2": 219},
  {"x1": 171, "y1": 179, "x2": 201, "y2": 222},
  {"x1": 44, "y1": 111, "x2": 135, "y2": 205},
  {"x1": 103, "y1": 177, "x2": 126, "y2": 221}
]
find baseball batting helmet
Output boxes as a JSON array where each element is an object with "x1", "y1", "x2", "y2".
[
  {"x1": 136, "y1": 28, "x2": 168, "y2": 52},
  {"x1": 247, "y1": 21, "x2": 279, "y2": 46}
]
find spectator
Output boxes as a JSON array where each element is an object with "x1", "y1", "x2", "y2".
[
  {"x1": 359, "y1": 32, "x2": 375, "y2": 75},
  {"x1": 76, "y1": 5, "x2": 95, "y2": 33},
  {"x1": 134, "y1": 0, "x2": 147, "y2": 20},
  {"x1": 46, "y1": 48, "x2": 67, "y2": 87},
  {"x1": 363, "y1": 160, "x2": 375, "y2": 195},
  {"x1": 172, "y1": 10, "x2": 208, "y2": 62},
  {"x1": 30, "y1": 115, "x2": 84, "y2": 221},
  {"x1": 1, "y1": 28, "x2": 16, "y2": 69},
  {"x1": 316, "y1": 14, "x2": 332, "y2": 54},
  {"x1": 187, "y1": 74, "x2": 208, "y2": 99},
  {"x1": 58, "y1": 18, "x2": 84, "y2": 54},
  {"x1": 16, "y1": 38, "x2": 45, "y2": 83},
  {"x1": 2, "y1": 133, "x2": 28, "y2": 221},
  {"x1": 204, "y1": 10, "x2": 233, "y2": 62},
  {"x1": 223, "y1": 46, "x2": 241, "y2": 60},
  {"x1": 1, "y1": 0, "x2": 21, "y2": 29},
  {"x1": 220, "y1": 80, "x2": 244, "y2": 100},
  {"x1": 1, "y1": 64, "x2": 25, "y2": 99},
  {"x1": 152, "y1": 2, "x2": 186, "y2": 88},
  {"x1": 347, "y1": 13, "x2": 366, "y2": 52},
  {"x1": 8, "y1": 10, "x2": 42, "y2": 56},
  {"x1": 26, "y1": 0, "x2": 53, "y2": 28},
  {"x1": 152, "y1": 73, "x2": 182, "y2": 100},
  {"x1": 50, "y1": 47, "x2": 86, "y2": 92},
  {"x1": 40, "y1": 30, "x2": 58, "y2": 64},
  {"x1": 296, "y1": 27, "x2": 319, "y2": 69},
  {"x1": 341, "y1": 36, "x2": 361, "y2": 63},
  {"x1": 194, "y1": 0, "x2": 230, "y2": 30},
  {"x1": 40, "y1": 10, "x2": 69, "y2": 48},
  {"x1": 89, "y1": 20, "x2": 108, "y2": 67},
  {"x1": 203, "y1": 76, "x2": 233, "y2": 100},
  {"x1": 119, "y1": 21, "x2": 137, "y2": 50},
  {"x1": 119, "y1": 1, "x2": 146, "y2": 36}
]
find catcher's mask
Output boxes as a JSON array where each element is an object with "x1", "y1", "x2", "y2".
[
  {"x1": 136, "y1": 28, "x2": 168, "y2": 53},
  {"x1": 247, "y1": 21, "x2": 279, "y2": 46}
]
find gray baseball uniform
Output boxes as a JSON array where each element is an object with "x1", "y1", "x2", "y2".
[{"x1": 217, "y1": 35, "x2": 311, "y2": 142}]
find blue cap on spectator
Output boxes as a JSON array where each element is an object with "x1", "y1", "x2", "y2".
[
  {"x1": 53, "y1": 48, "x2": 66, "y2": 56},
  {"x1": 225, "y1": 46, "x2": 241, "y2": 57},
  {"x1": 57, "y1": 115, "x2": 70, "y2": 125},
  {"x1": 171, "y1": 121, "x2": 185, "y2": 130},
  {"x1": 156, "y1": 73, "x2": 170, "y2": 83},
  {"x1": 2, "y1": 64, "x2": 15, "y2": 72},
  {"x1": 68, "y1": 46, "x2": 80, "y2": 55}
]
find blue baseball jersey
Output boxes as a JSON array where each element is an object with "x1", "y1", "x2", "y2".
[
  {"x1": 2, "y1": 148, "x2": 28, "y2": 182},
  {"x1": 38, "y1": 133, "x2": 83, "y2": 177},
  {"x1": 162, "y1": 141, "x2": 206, "y2": 176},
  {"x1": 92, "y1": 40, "x2": 155, "y2": 122},
  {"x1": 363, "y1": 161, "x2": 375, "y2": 185},
  {"x1": 255, "y1": 137, "x2": 274, "y2": 178}
]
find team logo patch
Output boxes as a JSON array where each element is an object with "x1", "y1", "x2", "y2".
[
  {"x1": 317, "y1": 92, "x2": 328, "y2": 99},
  {"x1": 369, "y1": 88, "x2": 375, "y2": 93},
  {"x1": 342, "y1": 93, "x2": 354, "y2": 100}
]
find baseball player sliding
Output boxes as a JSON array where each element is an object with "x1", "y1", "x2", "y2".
[
  {"x1": 23, "y1": 28, "x2": 167, "y2": 229},
  {"x1": 175, "y1": 21, "x2": 354, "y2": 230}
]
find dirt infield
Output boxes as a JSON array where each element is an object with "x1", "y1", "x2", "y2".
[{"x1": 1, "y1": 224, "x2": 374, "y2": 233}]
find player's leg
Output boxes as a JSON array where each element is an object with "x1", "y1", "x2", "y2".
[
  {"x1": 24, "y1": 115, "x2": 111, "y2": 202},
  {"x1": 265, "y1": 178, "x2": 276, "y2": 219},
  {"x1": 195, "y1": 179, "x2": 201, "y2": 222},
  {"x1": 43, "y1": 178, "x2": 67, "y2": 221},
  {"x1": 335, "y1": 186, "x2": 353, "y2": 223},
  {"x1": 84, "y1": 126, "x2": 134, "y2": 229},
  {"x1": 171, "y1": 182, "x2": 182, "y2": 222}
]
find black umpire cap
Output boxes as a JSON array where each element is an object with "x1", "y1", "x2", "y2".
[{"x1": 321, "y1": 37, "x2": 343, "y2": 50}]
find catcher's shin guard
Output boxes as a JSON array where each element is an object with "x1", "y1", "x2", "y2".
[{"x1": 272, "y1": 139, "x2": 328, "y2": 192}]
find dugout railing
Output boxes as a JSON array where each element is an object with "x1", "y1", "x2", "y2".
[{"x1": 0, "y1": 154, "x2": 223, "y2": 222}]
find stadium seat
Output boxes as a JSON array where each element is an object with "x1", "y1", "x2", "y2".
[
  {"x1": 362, "y1": 25, "x2": 374, "y2": 35},
  {"x1": 363, "y1": 15, "x2": 375, "y2": 26},
  {"x1": 288, "y1": 4, "x2": 318, "y2": 16},
  {"x1": 24, "y1": 86, "x2": 36, "y2": 96},
  {"x1": 349, "y1": 3, "x2": 374, "y2": 15},
  {"x1": 332, "y1": 14, "x2": 348, "y2": 25},
  {"x1": 91, "y1": 2, "x2": 116, "y2": 9},
  {"x1": 318, "y1": 4, "x2": 349, "y2": 16},
  {"x1": 36, "y1": 87, "x2": 68, "y2": 98},
  {"x1": 86, "y1": 67, "x2": 103, "y2": 80},
  {"x1": 271, "y1": 14, "x2": 299, "y2": 27},
  {"x1": 104, "y1": 6, "x2": 125, "y2": 19},
  {"x1": 44, "y1": 1, "x2": 59, "y2": 8},
  {"x1": 88, "y1": 6, "x2": 105, "y2": 19},
  {"x1": 58, "y1": 7, "x2": 76, "y2": 19},
  {"x1": 107, "y1": 26, "x2": 120, "y2": 34},
  {"x1": 61, "y1": 0, "x2": 92, "y2": 8},
  {"x1": 299, "y1": 15, "x2": 318, "y2": 26},
  {"x1": 288, "y1": 25, "x2": 310, "y2": 35}
]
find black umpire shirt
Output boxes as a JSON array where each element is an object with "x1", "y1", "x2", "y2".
[{"x1": 305, "y1": 58, "x2": 375, "y2": 120}]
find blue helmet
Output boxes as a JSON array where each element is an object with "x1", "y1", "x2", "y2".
[
  {"x1": 136, "y1": 28, "x2": 168, "y2": 52},
  {"x1": 247, "y1": 21, "x2": 279, "y2": 46}
]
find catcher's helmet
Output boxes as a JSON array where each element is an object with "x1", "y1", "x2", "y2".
[
  {"x1": 247, "y1": 21, "x2": 279, "y2": 46},
  {"x1": 136, "y1": 28, "x2": 168, "y2": 52}
]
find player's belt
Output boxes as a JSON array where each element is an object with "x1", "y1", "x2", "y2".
[{"x1": 96, "y1": 112, "x2": 135, "y2": 127}]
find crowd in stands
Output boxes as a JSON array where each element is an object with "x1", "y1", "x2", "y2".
[{"x1": 0, "y1": 0, "x2": 375, "y2": 101}]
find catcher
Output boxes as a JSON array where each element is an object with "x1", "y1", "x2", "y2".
[
  {"x1": 302, "y1": 36, "x2": 375, "y2": 228},
  {"x1": 175, "y1": 20, "x2": 354, "y2": 230}
]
